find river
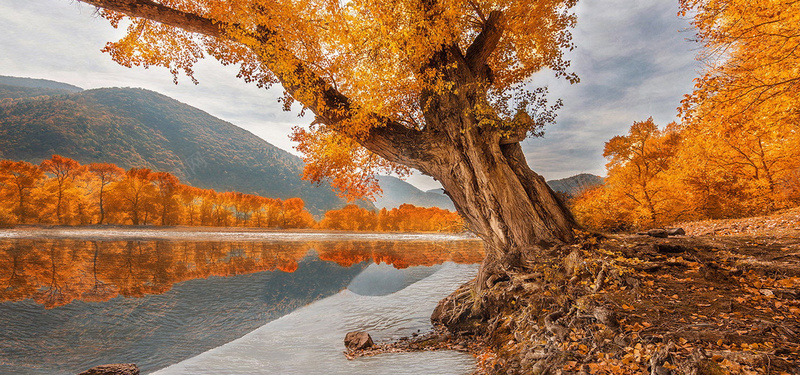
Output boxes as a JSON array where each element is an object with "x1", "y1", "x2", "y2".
[{"x1": 0, "y1": 229, "x2": 484, "y2": 374}]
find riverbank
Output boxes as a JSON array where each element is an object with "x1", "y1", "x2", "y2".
[
  {"x1": 0, "y1": 225, "x2": 479, "y2": 242},
  {"x1": 385, "y1": 211, "x2": 800, "y2": 374}
]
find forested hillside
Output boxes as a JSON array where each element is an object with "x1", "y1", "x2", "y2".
[{"x1": 0, "y1": 78, "x2": 349, "y2": 214}]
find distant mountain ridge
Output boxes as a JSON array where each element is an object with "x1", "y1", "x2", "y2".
[
  {"x1": 0, "y1": 75, "x2": 83, "y2": 92},
  {"x1": 547, "y1": 173, "x2": 604, "y2": 197},
  {"x1": 0, "y1": 77, "x2": 351, "y2": 214},
  {"x1": 0, "y1": 75, "x2": 83, "y2": 101}
]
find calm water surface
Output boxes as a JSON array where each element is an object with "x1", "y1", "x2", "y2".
[{"x1": 0, "y1": 230, "x2": 483, "y2": 374}]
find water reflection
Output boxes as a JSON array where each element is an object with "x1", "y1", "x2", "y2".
[
  {"x1": 0, "y1": 235, "x2": 484, "y2": 374},
  {"x1": 0, "y1": 238, "x2": 484, "y2": 308}
]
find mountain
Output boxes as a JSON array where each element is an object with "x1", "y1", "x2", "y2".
[
  {"x1": 0, "y1": 75, "x2": 82, "y2": 93},
  {"x1": 0, "y1": 75, "x2": 82, "y2": 101},
  {"x1": 0, "y1": 77, "x2": 352, "y2": 214},
  {"x1": 373, "y1": 175, "x2": 456, "y2": 211},
  {"x1": 546, "y1": 173, "x2": 604, "y2": 198}
]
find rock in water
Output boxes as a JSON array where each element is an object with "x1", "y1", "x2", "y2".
[
  {"x1": 344, "y1": 331, "x2": 374, "y2": 351},
  {"x1": 77, "y1": 364, "x2": 139, "y2": 375}
]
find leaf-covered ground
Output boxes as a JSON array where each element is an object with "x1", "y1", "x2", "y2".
[{"x1": 350, "y1": 209, "x2": 800, "y2": 374}]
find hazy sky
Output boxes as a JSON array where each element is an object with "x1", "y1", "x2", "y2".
[{"x1": 0, "y1": 0, "x2": 700, "y2": 191}]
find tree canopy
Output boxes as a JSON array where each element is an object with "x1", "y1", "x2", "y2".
[
  {"x1": 85, "y1": 0, "x2": 577, "y2": 198},
  {"x1": 679, "y1": 0, "x2": 800, "y2": 139}
]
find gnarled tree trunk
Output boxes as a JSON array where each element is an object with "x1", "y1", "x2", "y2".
[
  {"x1": 406, "y1": 46, "x2": 577, "y2": 291},
  {"x1": 76, "y1": 0, "x2": 579, "y2": 332}
]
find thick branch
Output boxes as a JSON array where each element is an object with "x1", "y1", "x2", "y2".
[
  {"x1": 80, "y1": 0, "x2": 223, "y2": 37},
  {"x1": 465, "y1": 10, "x2": 504, "y2": 77},
  {"x1": 78, "y1": 0, "x2": 427, "y2": 166}
]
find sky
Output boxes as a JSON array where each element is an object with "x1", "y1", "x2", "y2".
[{"x1": 0, "y1": 0, "x2": 700, "y2": 191}]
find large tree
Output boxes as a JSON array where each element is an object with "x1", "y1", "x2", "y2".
[
  {"x1": 75, "y1": 0, "x2": 579, "y2": 284},
  {"x1": 679, "y1": 0, "x2": 800, "y2": 210}
]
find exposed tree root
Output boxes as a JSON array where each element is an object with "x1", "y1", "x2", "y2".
[{"x1": 430, "y1": 232, "x2": 800, "y2": 374}]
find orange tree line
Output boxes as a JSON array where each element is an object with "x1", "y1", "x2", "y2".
[
  {"x1": 572, "y1": 0, "x2": 800, "y2": 232},
  {"x1": 0, "y1": 155, "x2": 464, "y2": 232},
  {"x1": 572, "y1": 117, "x2": 800, "y2": 231}
]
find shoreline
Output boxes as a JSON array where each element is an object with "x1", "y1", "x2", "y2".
[
  {"x1": 2, "y1": 223, "x2": 480, "y2": 235},
  {"x1": 0, "y1": 225, "x2": 480, "y2": 242}
]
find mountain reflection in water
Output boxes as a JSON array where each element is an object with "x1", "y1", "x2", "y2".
[{"x1": 0, "y1": 235, "x2": 484, "y2": 374}]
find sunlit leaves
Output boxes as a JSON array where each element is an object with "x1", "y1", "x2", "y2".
[
  {"x1": 290, "y1": 125, "x2": 410, "y2": 201},
  {"x1": 679, "y1": 0, "x2": 800, "y2": 142},
  {"x1": 91, "y1": 0, "x2": 578, "y2": 199},
  {"x1": 573, "y1": 119, "x2": 684, "y2": 230},
  {"x1": 318, "y1": 203, "x2": 464, "y2": 232}
]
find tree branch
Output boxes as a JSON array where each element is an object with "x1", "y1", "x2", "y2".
[
  {"x1": 77, "y1": 0, "x2": 428, "y2": 166},
  {"x1": 464, "y1": 10, "x2": 504, "y2": 78},
  {"x1": 80, "y1": 0, "x2": 223, "y2": 37}
]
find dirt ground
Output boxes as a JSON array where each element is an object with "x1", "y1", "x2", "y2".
[{"x1": 349, "y1": 209, "x2": 800, "y2": 374}]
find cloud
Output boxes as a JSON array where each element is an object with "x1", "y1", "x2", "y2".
[{"x1": 525, "y1": 0, "x2": 700, "y2": 179}]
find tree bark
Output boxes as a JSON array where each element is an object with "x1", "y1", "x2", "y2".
[{"x1": 410, "y1": 61, "x2": 577, "y2": 288}]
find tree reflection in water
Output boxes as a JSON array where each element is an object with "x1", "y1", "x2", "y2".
[
  {"x1": 0, "y1": 236, "x2": 483, "y2": 374},
  {"x1": 0, "y1": 238, "x2": 484, "y2": 308}
]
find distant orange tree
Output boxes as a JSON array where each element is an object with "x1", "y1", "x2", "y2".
[
  {"x1": 576, "y1": 118, "x2": 684, "y2": 230},
  {"x1": 0, "y1": 160, "x2": 44, "y2": 225},
  {"x1": 0, "y1": 155, "x2": 317, "y2": 228},
  {"x1": 319, "y1": 203, "x2": 464, "y2": 233},
  {"x1": 0, "y1": 155, "x2": 463, "y2": 231}
]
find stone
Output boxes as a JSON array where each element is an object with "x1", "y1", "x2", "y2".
[
  {"x1": 666, "y1": 228, "x2": 686, "y2": 236},
  {"x1": 77, "y1": 364, "x2": 139, "y2": 375},
  {"x1": 646, "y1": 229, "x2": 669, "y2": 238},
  {"x1": 344, "y1": 331, "x2": 374, "y2": 351}
]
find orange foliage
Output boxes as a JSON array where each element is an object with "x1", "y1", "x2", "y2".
[
  {"x1": 0, "y1": 160, "x2": 44, "y2": 224},
  {"x1": 40, "y1": 155, "x2": 86, "y2": 224},
  {"x1": 574, "y1": 115, "x2": 800, "y2": 231},
  {"x1": 0, "y1": 156, "x2": 316, "y2": 229},
  {"x1": 290, "y1": 127, "x2": 410, "y2": 201},
  {"x1": 378, "y1": 204, "x2": 465, "y2": 232},
  {"x1": 0, "y1": 156, "x2": 464, "y2": 232},
  {"x1": 87, "y1": 163, "x2": 124, "y2": 224},
  {"x1": 317, "y1": 204, "x2": 378, "y2": 231},
  {"x1": 318, "y1": 203, "x2": 464, "y2": 233}
]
